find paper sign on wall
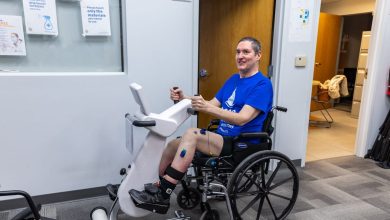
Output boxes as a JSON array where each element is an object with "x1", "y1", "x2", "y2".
[
  {"x1": 22, "y1": 0, "x2": 59, "y2": 36},
  {"x1": 0, "y1": 15, "x2": 27, "y2": 56},
  {"x1": 80, "y1": 0, "x2": 111, "y2": 36},
  {"x1": 288, "y1": 0, "x2": 314, "y2": 42}
]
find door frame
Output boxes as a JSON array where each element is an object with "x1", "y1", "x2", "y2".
[
  {"x1": 191, "y1": 0, "x2": 388, "y2": 165},
  {"x1": 355, "y1": 0, "x2": 390, "y2": 157},
  {"x1": 301, "y1": 0, "x2": 387, "y2": 163},
  {"x1": 191, "y1": 0, "x2": 200, "y2": 128}
]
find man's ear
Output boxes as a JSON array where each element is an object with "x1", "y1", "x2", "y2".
[{"x1": 256, "y1": 52, "x2": 262, "y2": 61}]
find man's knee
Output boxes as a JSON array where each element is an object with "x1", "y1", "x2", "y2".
[{"x1": 182, "y1": 128, "x2": 200, "y2": 142}]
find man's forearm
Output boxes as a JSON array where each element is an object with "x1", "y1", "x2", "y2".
[{"x1": 206, "y1": 106, "x2": 246, "y2": 126}]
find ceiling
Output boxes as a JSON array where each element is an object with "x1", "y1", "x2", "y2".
[
  {"x1": 320, "y1": 0, "x2": 376, "y2": 15},
  {"x1": 322, "y1": 0, "x2": 340, "y2": 3}
]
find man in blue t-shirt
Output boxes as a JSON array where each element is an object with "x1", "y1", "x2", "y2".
[{"x1": 130, "y1": 37, "x2": 273, "y2": 214}]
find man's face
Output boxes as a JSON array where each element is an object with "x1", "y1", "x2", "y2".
[{"x1": 235, "y1": 41, "x2": 261, "y2": 73}]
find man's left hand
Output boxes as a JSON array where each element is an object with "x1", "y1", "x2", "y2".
[{"x1": 191, "y1": 95, "x2": 211, "y2": 113}]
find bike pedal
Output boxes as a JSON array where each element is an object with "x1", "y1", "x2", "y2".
[{"x1": 106, "y1": 184, "x2": 119, "y2": 201}]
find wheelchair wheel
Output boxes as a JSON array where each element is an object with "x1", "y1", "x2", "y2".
[
  {"x1": 177, "y1": 187, "x2": 201, "y2": 210},
  {"x1": 200, "y1": 209, "x2": 220, "y2": 220},
  {"x1": 227, "y1": 150, "x2": 299, "y2": 220}
]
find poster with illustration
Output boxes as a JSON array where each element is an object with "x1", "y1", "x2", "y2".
[
  {"x1": 22, "y1": 0, "x2": 58, "y2": 35},
  {"x1": 0, "y1": 15, "x2": 27, "y2": 56},
  {"x1": 80, "y1": 0, "x2": 111, "y2": 36},
  {"x1": 288, "y1": 0, "x2": 314, "y2": 42}
]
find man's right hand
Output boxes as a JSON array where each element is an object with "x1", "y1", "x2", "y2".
[{"x1": 170, "y1": 87, "x2": 185, "y2": 102}]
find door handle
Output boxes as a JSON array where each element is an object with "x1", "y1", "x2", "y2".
[
  {"x1": 199, "y1": 69, "x2": 209, "y2": 78},
  {"x1": 315, "y1": 62, "x2": 321, "y2": 66}
]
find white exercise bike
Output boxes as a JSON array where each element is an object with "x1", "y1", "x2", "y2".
[{"x1": 91, "y1": 83, "x2": 194, "y2": 220}]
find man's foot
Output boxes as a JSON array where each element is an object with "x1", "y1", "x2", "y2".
[
  {"x1": 144, "y1": 182, "x2": 159, "y2": 195},
  {"x1": 129, "y1": 188, "x2": 170, "y2": 214},
  {"x1": 130, "y1": 167, "x2": 183, "y2": 214}
]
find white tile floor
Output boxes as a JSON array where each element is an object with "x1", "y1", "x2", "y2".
[{"x1": 307, "y1": 108, "x2": 358, "y2": 161}]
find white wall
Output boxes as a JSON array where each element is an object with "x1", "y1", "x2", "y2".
[
  {"x1": 355, "y1": 0, "x2": 390, "y2": 157},
  {"x1": 272, "y1": 0, "x2": 321, "y2": 164},
  {"x1": 0, "y1": 74, "x2": 132, "y2": 196},
  {"x1": 124, "y1": 0, "x2": 200, "y2": 164},
  {"x1": 0, "y1": 0, "x2": 198, "y2": 197},
  {"x1": 321, "y1": 0, "x2": 375, "y2": 15},
  {"x1": 125, "y1": 0, "x2": 198, "y2": 117}
]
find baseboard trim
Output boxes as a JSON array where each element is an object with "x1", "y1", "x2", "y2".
[
  {"x1": 1, "y1": 160, "x2": 302, "y2": 211},
  {"x1": 0, "y1": 186, "x2": 107, "y2": 211}
]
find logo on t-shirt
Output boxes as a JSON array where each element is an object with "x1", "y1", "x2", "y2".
[{"x1": 225, "y1": 88, "x2": 236, "y2": 108}]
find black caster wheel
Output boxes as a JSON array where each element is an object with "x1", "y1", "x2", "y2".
[
  {"x1": 200, "y1": 209, "x2": 220, "y2": 220},
  {"x1": 176, "y1": 187, "x2": 201, "y2": 210}
]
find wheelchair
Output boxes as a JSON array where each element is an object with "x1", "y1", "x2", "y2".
[
  {"x1": 91, "y1": 83, "x2": 298, "y2": 220},
  {"x1": 176, "y1": 106, "x2": 299, "y2": 220}
]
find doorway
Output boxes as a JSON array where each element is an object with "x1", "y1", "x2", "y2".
[
  {"x1": 307, "y1": 9, "x2": 374, "y2": 161},
  {"x1": 198, "y1": 0, "x2": 275, "y2": 128}
]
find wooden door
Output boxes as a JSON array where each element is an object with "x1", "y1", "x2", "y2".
[
  {"x1": 311, "y1": 12, "x2": 341, "y2": 111},
  {"x1": 198, "y1": 0, "x2": 275, "y2": 128}
]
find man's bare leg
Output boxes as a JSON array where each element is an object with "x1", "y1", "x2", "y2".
[
  {"x1": 159, "y1": 138, "x2": 180, "y2": 176},
  {"x1": 129, "y1": 128, "x2": 224, "y2": 214},
  {"x1": 164, "y1": 128, "x2": 224, "y2": 184}
]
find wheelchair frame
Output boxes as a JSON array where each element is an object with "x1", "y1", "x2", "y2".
[{"x1": 176, "y1": 106, "x2": 299, "y2": 220}]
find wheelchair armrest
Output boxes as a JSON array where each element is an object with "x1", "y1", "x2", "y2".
[
  {"x1": 209, "y1": 119, "x2": 220, "y2": 126},
  {"x1": 207, "y1": 119, "x2": 221, "y2": 131},
  {"x1": 235, "y1": 132, "x2": 270, "y2": 140}
]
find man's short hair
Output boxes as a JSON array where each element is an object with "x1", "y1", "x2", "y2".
[{"x1": 238, "y1": 37, "x2": 262, "y2": 55}]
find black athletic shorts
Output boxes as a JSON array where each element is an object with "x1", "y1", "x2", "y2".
[{"x1": 220, "y1": 136, "x2": 234, "y2": 156}]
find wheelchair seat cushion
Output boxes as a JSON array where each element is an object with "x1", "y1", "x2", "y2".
[
  {"x1": 220, "y1": 136, "x2": 234, "y2": 156},
  {"x1": 220, "y1": 133, "x2": 269, "y2": 157},
  {"x1": 193, "y1": 140, "x2": 270, "y2": 168}
]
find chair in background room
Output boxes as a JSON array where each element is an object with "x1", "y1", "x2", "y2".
[
  {"x1": 309, "y1": 75, "x2": 349, "y2": 128},
  {"x1": 310, "y1": 80, "x2": 334, "y2": 128}
]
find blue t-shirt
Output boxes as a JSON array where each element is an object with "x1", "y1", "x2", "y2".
[{"x1": 215, "y1": 72, "x2": 273, "y2": 137}]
